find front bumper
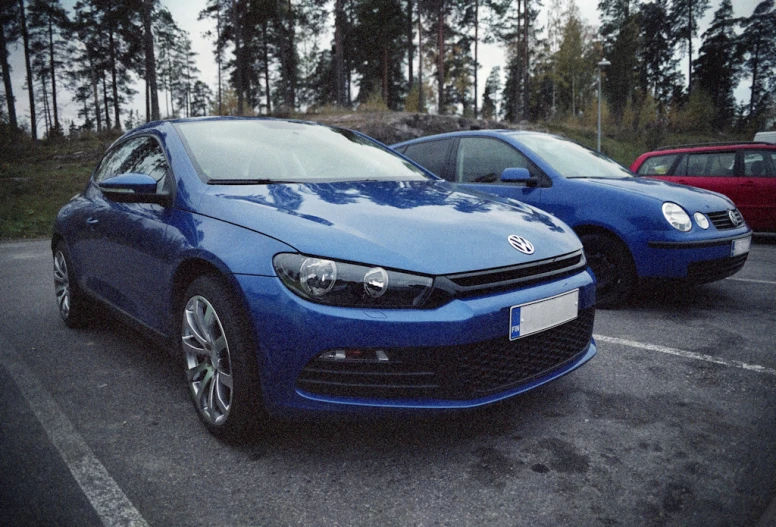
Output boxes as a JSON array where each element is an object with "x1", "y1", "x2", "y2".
[
  {"x1": 630, "y1": 228, "x2": 752, "y2": 280},
  {"x1": 235, "y1": 269, "x2": 596, "y2": 416}
]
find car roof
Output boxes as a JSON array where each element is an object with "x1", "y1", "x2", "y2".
[
  {"x1": 645, "y1": 142, "x2": 776, "y2": 155},
  {"x1": 392, "y1": 129, "x2": 560, "y2": 147}
]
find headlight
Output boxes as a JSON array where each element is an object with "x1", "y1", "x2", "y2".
[
  {"x1": 662, "y1": 202, "x2": 692, "y2": 232},
  {"x1": 693, "y1": 212, "x2": 709, "y2": 230},
  {"x1": 273, "y1": 253, "x2": 435, "y2": 308}
]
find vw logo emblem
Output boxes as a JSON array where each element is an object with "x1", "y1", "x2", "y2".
[
  {"x1": 508, "y1": 235, "x2": 535, "y2": 254},
  {"x1": 728, "y1": 210, "x2": 739, "y2": 226}
]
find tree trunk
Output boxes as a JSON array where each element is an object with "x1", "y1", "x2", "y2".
[
  {"x1": 91, "y1": 60, "x2": 102, "y2": 132},
  {"x1": 40, "y1": 75, "x2": 51, "y2": 134},
  {"x1": 436, "y1": 1, "x2": 444, "y2": 114},
  {"x1": 19, "y1": 0, "x2": 36, "y2": 139},
  {"x1": 334, "y1": 0, "x2": 345, "y2": 106},
  {"x1": 261, "y1": 21, "x2": 271, "y2": 114},
  {"x1": 143, "y1": 0, "x2": 160, "y2": 121},
  {"x1": 101, "y1": 71, "x2": 111, "y2": 130},
  {"x1": 216, "y1": 3, "x2": 222, "y2": 114},
  {"x1": 108, "y1": 26, "x2": 120, "y2": 129},
  {"x1": 0, "y1": 24, "x2": 18, "y2": 129},
  {"x1": 418, "y1": 6, "x2": 423, "y2": 112},
  {"x1": 522, "y1": 0, "x2": 529, "y2": 120},
  {"x1": 473, "y1": 0, "x2": 478, "y2": 118},
  {"x1": 47, "y1": 17, "x2": 59, "y2": 132},
  {"x1": 231, "y1": 0, "x2": 244, "y2": 115},
  {"x1": 407, "y1": 0, "x2": 414, "y2": 89},
  {"x1": 687, "y1": 0, "x2": 693, "y2": 93},
  {"x1": 749, "y1": 41, "x2": 760, "y2": 116},
  {"x1": 382, "y1": 46, "x2": 389, "y2": 104}
]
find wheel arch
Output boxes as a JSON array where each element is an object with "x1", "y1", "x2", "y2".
[{"x1": 573, "y1": 224, "x2": 636, "y2": 266}]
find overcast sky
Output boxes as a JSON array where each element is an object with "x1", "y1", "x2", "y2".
[{"x1": 3, "y1": 0, "x2": 762, "y2": 130}]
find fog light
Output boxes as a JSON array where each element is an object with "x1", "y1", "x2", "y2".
[{"x1": 318, "y1": 349, "x2": 390, "y2": 361}]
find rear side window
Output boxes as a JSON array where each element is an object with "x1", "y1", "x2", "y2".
[
  {"x1": 686, "y1": 152, "x2": 736, "y2": 177},
  {"x1": 456, "y1": 137, "x2": 533, "y2": 183},
  {"x1": 637, "y1": 154, "x2": 679, "y2": 175},
  {"x1": 403, "y1": 140, "x2": 453, "y2": 179},
  {"x1": 742, "y1": 151, "x2": 775, "y2": 177}
]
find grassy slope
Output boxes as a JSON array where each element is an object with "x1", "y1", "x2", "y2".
[
  {"x1": 0, "y1": 132, "x2": 119, "y2": 240},
  {"x1": 0, "y1": 114, "x2": 744, "y2": 240}
]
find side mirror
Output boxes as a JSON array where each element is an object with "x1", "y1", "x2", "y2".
[
  {"x1": 500, "y1": 167, "x2": 531, "y2": 182},
  {"x1": 98, "y1": 173, "x2": 171, "y2": 206}
]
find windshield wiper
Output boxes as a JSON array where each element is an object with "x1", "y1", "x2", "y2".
[{"x1": 207, "y1": 179, "x2": 295, "y2": 185}]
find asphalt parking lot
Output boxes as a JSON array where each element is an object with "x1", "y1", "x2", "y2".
[{"x1": 1, "y1": 237, "x2": 774, "y2": 527}]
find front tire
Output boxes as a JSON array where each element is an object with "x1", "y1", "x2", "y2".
[
  {"x1": 180, "y1": 275, "x2": 265, "y2": 441},
  {"x1": 53, "y1": 241, "x2": 91, "y2": 328},
  {"x1": 580, "y1": 232, "x2": 636, "y2": 308}
]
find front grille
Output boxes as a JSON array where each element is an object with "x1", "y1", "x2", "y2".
[
  {"x1": 687, "y1": 253, "x2": 748, "y2": 284},
  {"x1": 708, "y1": 209, "x2": 745, "y2": 230},
  {"x1": 434, "y1": 250, "x2": 586, "y2": 299},
  {"x1": 297, "y1": 308, "x2": 594, "y2": 400}
]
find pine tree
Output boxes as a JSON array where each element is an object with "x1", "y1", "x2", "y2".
[
  {"x1": 598, "y1": 0, "x2": 640, "y2": 121},
  {"x1": 0, "y1": 1, "x2": 19, "y2": 129},
  {"x1": 638, "y1": 0, "x2": 681, "y2": 113},
  {"x1": 28, "y1": 0, "x2": 71, "y2": 135},
  {"x1": 738, "y1": 0, "x2": 776, "y2": 121},
  {"x1": 481, "y1": 65, "x2": 500, "y2": 118},
  {"x1": 693, "y1": 0, "x2": 740, "y2": 130},
  {"x1": 670, "y1": 0, "x2": 710, "y2": 93}
]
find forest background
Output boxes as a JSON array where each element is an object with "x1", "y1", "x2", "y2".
[{"x1": 1, "y1": 0, "x2": 775, "y2": 239}]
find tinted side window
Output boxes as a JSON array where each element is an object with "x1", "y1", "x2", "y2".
[
  {"x1": 637, "y1": 154, "x2": 679, "y2": 175},
  {"x1": 94, "y1": 137, "x2": 170, "y2": 192},
  {"x1": 686, "y1": 152, "x2": 735, "y2": 177},
  {"x1": 403, "y1": 140, "x2": 453, "y2": 180},
  {"x1": 456, "y1": 137, "x2": 533, "y2": 183},
  {"x1": 742, "y1": 151, "x2": 775, "y2": 177},
  {"x1": 93, "y1": 139, "x2": 143, "y2": 183}
]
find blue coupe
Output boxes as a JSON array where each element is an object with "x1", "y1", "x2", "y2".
[
  {"x1": 52, "y1": 118, "x2": 596, "y2": 440},
  {"x1": 394, "y1": 131, "x2": 753, "y2": 306}
]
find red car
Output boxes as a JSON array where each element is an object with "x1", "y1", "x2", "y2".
[{"x1": 631, "y1": 142, "x2": 776, "y2": 232}]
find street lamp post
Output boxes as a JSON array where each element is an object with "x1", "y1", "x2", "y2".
[{"x1": 597, "y1": 58, "x2": 611, "y2": 152}]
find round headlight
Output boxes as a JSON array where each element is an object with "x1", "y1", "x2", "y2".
[
  {"x1": 299, "y1": 258, "x2": 337, "y2": 296},
  {"x1": 662, "y1": 202, "x2": 692, "y2": 232},
  {"x1": 693, "y1": 212, "x2": 709, "y2": 229},
  {"x1": 364, "y1": 267, "x2": 389, "y2": 298}
]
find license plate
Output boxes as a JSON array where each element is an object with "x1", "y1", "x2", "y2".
[
  {"x1": 509, "y1": 289, "x2": 579, "y2": 341},
  {"x1": 731, "y1": 236, "x2": 751, "y2": 257}
]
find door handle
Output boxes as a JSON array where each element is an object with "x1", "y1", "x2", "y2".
[{"x1": 86, "y1": 217, "x2": 99, "y2": 225}]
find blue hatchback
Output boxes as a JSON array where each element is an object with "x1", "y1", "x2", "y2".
[
  {"x1": 394, "y1": 131, "x2": 753, "y2": 306},
  {"x1": 52, "y1": 118, "x2": 596, "y2": 440}
]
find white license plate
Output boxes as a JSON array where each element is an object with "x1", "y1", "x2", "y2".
[
  {"x1": 731, "y1": 236, "x2": 751, "y2": 257},
  {"x1": 509, "y1": 289, "x2": 579, "y2": 341}
]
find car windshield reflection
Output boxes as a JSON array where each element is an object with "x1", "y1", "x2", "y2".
[
  {"x1": 515, "y1": 133, "x2": 634, "y2": 180},
  {"x1": 176, "y1": 119, "x2": 429, "y2": 184}
]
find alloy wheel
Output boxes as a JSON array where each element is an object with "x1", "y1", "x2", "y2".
[{"x1": 182, "y1": 295, "x2": 234, "y2": 427}]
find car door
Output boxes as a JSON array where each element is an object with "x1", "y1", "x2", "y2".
[
  {"x1": 737, "y1": 149, "x2": 776, "y2": 231},
  {"x1": 81, "y1": 136, "x2": 175, "y2": 329},
  {"x1": 450, "y1": 137, "x2": 545, "y2": 207},
  {"x1": 673, "y1": 151, "x2": 739, "y2": 203}
]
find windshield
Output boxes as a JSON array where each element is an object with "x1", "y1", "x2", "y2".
[
  {"x1": 176, "y1": 119, "x2": 429, "y2": 184},
  {"x1": 515, "y1": 133, "x2": 634, "y2": 180}
]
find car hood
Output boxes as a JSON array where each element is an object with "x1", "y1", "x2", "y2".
[
  {"x1": 198, "y1": 180, "x2": 581, "y2": 275},
  {"x1": 581, "y1": 177, "x2": 735, "y2": 211}
]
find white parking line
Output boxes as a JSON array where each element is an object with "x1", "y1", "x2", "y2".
[
  {"x1": 728, "y1": 277, "x2": 776, "y2": 285},
  {"x1": 594, "y1": 334, "x2": 776, "y2": 376},
  {"x1": 0, "y1": 334, "x2": 149, "y2": 527}
]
